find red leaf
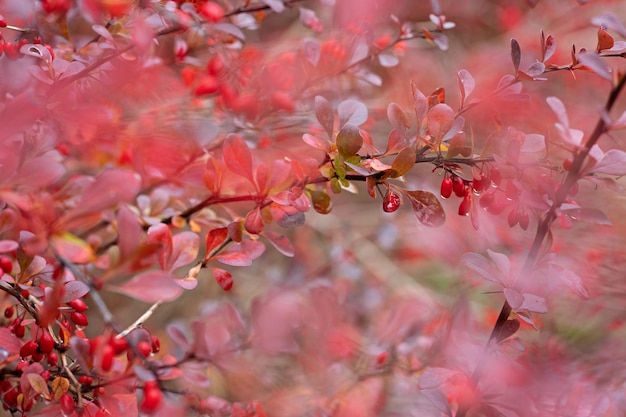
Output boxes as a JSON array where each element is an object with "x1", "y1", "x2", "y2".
[
  {"x1": 117, "y1": 205, "x2": 143, "y2": 262},
  {"x1": 223, "y1": 134, "x2": 254, "y2": 183},
  {"x1": 205, "y1": 227, "x2": 229, "y2": 259},
  {"x1": 457, "y1": 69, "x2": 475, "y2": 105},
  {"x1": 211, "y1": 268, "x2": 233, "y2": 291},
  {"x1": 336, "y1": 124, "x2": 363, "y2": 157},
  {"x1": 302, "y1": 133, "x2": 330, "y2": 152},
  {"x1": 387, "y1": 103, "x2": 410, "y2": 137},
  {"x1": 17, "y1": 156, "x2": 65, "y2": 189},
  {"x1": 108, "y1": 271, "x2": 183, "y2": 302},
  {"x1": 215, "y1": 240, "x2": 265, "y2": 266},
  {"x1": 51, "y1": 233, "x2": 95, "y2": 264},
  {"x1": 426, "y1": 103, "x2": 455, "y2": 142},
  {"x1": 403, "y1": 190, "x2": 446, "y2": 227},
  {"x1": 261, "y1": 231, "x2": 294, "y2": 257},
  {"x1": 170, "y1": 231, "x2": 200, "y2": 271},
  {"x1": 0, "y1": 327, "x2": 23, "y2": 356},
  {"x1": 60, "y1": 281, "x2": 90, "y2": 303}
]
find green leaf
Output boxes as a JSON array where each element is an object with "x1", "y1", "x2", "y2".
[
  {"x1": 336, "y1": 124, "x2": 363, "y2": 158},
  {"x1": 391, "y1": 147, "x2": 416, "y2": 178}
]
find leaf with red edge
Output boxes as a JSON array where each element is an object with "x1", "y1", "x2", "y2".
[
  {"x1": 223, "y1": 134, "x2": 255, "y2": 183},
  {"x1": 147, "y1": 224, "x2": 173, "y2": 271},
  {"x1": 27, "y1": 373, "x2": 51, "y2": 399},
  {"x1": 51, "y1": 233, "x2": 95, "y2": 264},
  {"x1": 215, "y1": 240, "x2": 266, "y2": 266},
  {"x1": 117, "y1": 205, "x2": 143, "y2": 262},
  {"x1": 403, "y1": 190, "x2": 446, "y2": 227},
  {"x1": 337, "y1": 99, "x2": 368, "y2": 127},
  {"x1": 205, "y1": 227, "x2": 229, "y2": 259},
  {"x1": 108, "y1": 271, "x2": 183, "y2": 302},
  {"x1": 261, "y1": 231, "x2": 295, "y2": 257},
  {"x1": 61, "y1": 281, "x2": 90, "y2": 303},
  {"x1": 457, "y1": 69, "x2": 475, "y2": 106},
  {"x1": 426, "y1": 103, "x2": 455, "y2": 142},
  {"x1": 74, "y1": 169, "x2": 141, "y2": 214},
  {"x1": 542, "y1": 32, "x2": 556, "y2": 62},
  {"x1": 390, "y1": 147, "x2": 416, "y2": 178},
  {"x1": 336, "y1": 124, "x2": 363, "y2": 158},
  {"x1": 170, "y1": 231, "x2": 200, "y2": 271},
  {"x1": 302, "y1": 133, "x2": 330, "y2": 152},
  {"x1": 211, "y1": 268, "x2": 233, "y2": 291},
  {"x1": 315, "y1": 95, "x2": 334, "y2": 138},
  {"x1": 387, "y1": 103, "x2": 410, "y2": 137},
  {"x1": 510, "y1": 38, "x2": 521, "y2": 73}
]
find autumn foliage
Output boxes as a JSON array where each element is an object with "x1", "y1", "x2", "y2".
[{"x1": 1, "y1": 0, "x2": 626, "y2": 416}]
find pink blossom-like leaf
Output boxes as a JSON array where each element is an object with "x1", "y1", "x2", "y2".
[
  {"x1": 519, "y1": 292, "x2": 548, "y2": 313},
  {"x1": 526, "y1": 62, "x2": 546, "y2": 77},
  {"x1": 166, "y1": 323, "x2": 191, "y2": 352},
  {"x1": 261, "y1": 231, "x2": 295, "y2": 257},
  {"x1": 302, "y1": 37, "x2": 320, "y2": 66},
  {"x1": 215, "y1": 240, "x2": 266, "y2": 267},
  {"x1": 223, "y1": 134, "x2": 254, "y2": 183},
  {"x1": 504, "y1": 288, "x2": 524, "y2": 309},
  {"x1": 543, "y1": 33, "x2": 556, "y2": 62},
  {"x1": 74, "y1": 169, "x2": 141, "y2": 214},
  {"x1": 546, "y1": 96, "x2": 569, "y2": 128},
  {"x1": 262, "y1": 0, "x2": 284, "y2": 13},
  {"x1": 0, "y1": 239, "x2": 18, "y2": 253},
  {"x1": 457, "y1": 69, "x2": 475, "y2": 105},
  {"x1": 387, "y1": 103, "x2": 410, "y2": 137},
  {"x1": 577, "y1": 51, "x2": 612, "y2": 81},
  {"x1": 426, "y1": 103, "x2": 455, "y2": 141},
  {"x1": 385, "y1": 129, "x2": 410, "y2": 155},
  {"x1": 412, "y1": 82, "x2": 428, "y2": 132},
  {"x1": 315, "y1": 95, "x2": 334, "y2": 138},
  {"x1": 17, "y1": 156, "x2": 65, "y2": 189},
  {"x1": 108, "y1": 271, "x2": 183, "y2": 302},
  {"x1": 487, "y1": 250, "x2": 511, "y2": 279},
  {"x1": 561, "y1": 206, "x2": 612, "y2": 225},
  {"x1": 588, "y1": 149, "x2": 626, "y2": 176},
  {"x1": 461, "y1": 252, "x2": 503, "y2": 284},
  {"x1": 337, "y1": 99, "x2": 368, "y2": 127},
  {"x1": 302, "y1": 133, "x2": 330, "y2": 152},
  {"x1": 552, "y1": 265, "x2": 589, "y2": 299},
  {"x1": 378, "y1": 53, "x2": 399, "y2": 67},
  {"x1": 170, "y1": 232, "x2": 200, "y2": 271},
  {"x1": 0, "y1": 328, "x2": 23, "y2": 355},
  {"x1": 521, "y1": 134, "x2": 546, "y2": 153}
]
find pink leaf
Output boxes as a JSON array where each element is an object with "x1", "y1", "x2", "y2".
[
  {"x1": 0, "y1": 327, "x2": 23, "y2": 355},
  {"x1": 457, "y1": 69, "x2": 475, "y2": 105},
  {"x1": 211, "y1": 267, "x2": 233, "y2": 291},
  {"x1": 588, "y1": 149, "x2": 626, "y2": 176},
  {"x1": 17, "y1": 156, "x2": 65, "y2": 189},
  {"x1": 519, "y1": 293, "x2": 548, "y2": 313},
  {"x1": 51, "y1": 233, "x2": 95, "y2": 264},
  {"x1": 0, "y1": 239, "x2": 18, "y2": 253},
  {"x1": 74, "y1": 169, "x2": 141, "y2": 214},
  {"x1": 315, "y1": 95, "x2": 334, "y2": 138},
  {"x1": 215, "y1": 240, "x2": 266, "y2": 267},
  {"x1": 117, "y1": 205, "x2": 143, "y2": 262},
  {"x1": 170, "y1": 231, "x2": 200, "y2": 271},
  {"x1": 262, "y1": 0, "x2": 284, "y2": 12},
  {"x1": 337, "y1": 99, "x2": 368, "y2": 127},
  {"x1": 577, "y1": 51, "x2": 612, "y2": 81},
  {"x1": 504, "y1": 288, "x2": 524, "y2": 309},
  {"x1": 543, "y1": 33, "x2": 556, "y2": 62},
  {"x1": 108, "y1": 271, "x2": 183, "y2": 302},
  {"x1": 223, "y1": 134, "x2": 254, "y2": 183},
  {"x1": 147, "y1": 224, "x2": 173, "y2": 271},
  {"x1": 302, "y1": 133, "x2": 330, "y2": 152},
  {"x1": 387, "y1": 103, "x2": 410, "y2": 137},
  {"x1": 261, "y1": 231, "x2": 295, "y2": 257},
  {"x1": 461, "y1": 252, "x2": 504, "y2": 284},
  {"x1": 61, "y1": 281, "x2": 90, "y2": 303},
  {"x1": 167, "y1": 323, "x2": 191, "y2": 352},
  {"x1": 205, "y1": 227, "x2": 229, "y2": 260},
  {"x1": 426, "y1": 103, "x2": 455, "y2": 141}
]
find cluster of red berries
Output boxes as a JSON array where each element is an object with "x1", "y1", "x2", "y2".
[{"x1": 0, "y1": 31, "x2": 55, "y2": 61}]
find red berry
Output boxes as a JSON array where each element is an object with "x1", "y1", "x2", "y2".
[
  {"x1": 60, "y1": 393, "x2": 75, "y2": 415},
  {"x1": 151, "y1": 335, "x2": 160, "y2": 353},
  {"x1": 440, "y1": 177, "x2": 453, "y2": 199},
  {"x1": 489, "y1": 167, "x2": 502, "y2": 186},
  {"x1": 519, "y1": 211, "x2": 530, "y2": 230},
  {"x1": 79, "y1": 375, "x2": 93, "y2": 386},
  {"x1": 32, "y1": 352, "x2": 44, "y2": 362},
  {"x1": 140, "y1": 382, "x2": 163, "y2": 414},
  {"x1": 207, "y1": 55, "x2": 225, "y2": 76},
  {"x1": 20, "y1": 289, "x2": 29, "y2": 298},
  {"x1": 4, "y1": 306, "x2": 14, "y2": 318},
  {"x1": 563, "y1": 158, "x2": 573, "y2": 171},
  {"x1": 453, "y1": 176, "x2": 466, "y2": 197},
  {"x1": 47, "y1": 352, "x2": 59, "y2": 366},
  {"x1": 38, "y1": 332, "x2": 55, "y2": 354},
  {"x1": 68, "y1": 299, "x2": 88, "y2": 313},
  {"x1": 382, "y1": 189, "x2": 401, "y2": 213},
  {"x1": 109, "y1": 336, "x2": 129, "y2": 355},
  {"x1": 137, "y1": 340, "x2": 152, "y2": 358},
  {"x1": 3, "y1": 388, "x2": 19, "y2": 408},
  {"x1": 41, "y1": 370, "x2": 51, "y2": 381},
  {"x1": 14, "y1": 324, "x2": 25, "y2": 338},
  {"x1": 507, "y1": 209, "x2": 519, "y2": 227},
  {"x1": 458, "y1": 194, "x2": 472, "y2": 216},
  {"x1": 20, "y1": 340, "x2": 38, "y2": 358},
  {"x1": 70, "y1": 312, "x2": 89, "y2": 327},
  {"x1": 0, "y1": 256, "x2": 12, "y2": 273},
  {"x1": 200, "y1": 2, "x2": 225, "y2": 23},
  {"x1": 194, "y1": 75, "x2": 219, "y2": 96},
  {"x1": 100, "y1": 344, "x2": 114, "y2": 372}
]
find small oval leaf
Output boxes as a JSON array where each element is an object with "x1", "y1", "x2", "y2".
[
  {"x1": 403, "y1": 190, "x2": 446, "y2": 227},
  {"x1": 336, "y1": 124, "x2": 363, "y2": 157}
]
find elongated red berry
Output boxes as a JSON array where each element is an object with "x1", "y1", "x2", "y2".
[
  {"x1": 519, "y1": 211, "x2": 530, "y2": 230},
  {"x1": 141, "y1": 381, "x2": 163, "y2": 414},
  {"x1": 138, "y1": 341, "x2": 152, "y2": 358},
  {"x1": 440, "y1": 177, "x2": 453, "y2": 199},
  {"x1": 151, "y1": 335, "x2": 160, "y2": 353},
  {"x1": 100, "y1": 344, "x2": 114, "y2": 372},
  {"x1": 453, "y1": 176, "x2": 466, "y2": 197},
  {"x1": 38, "y1": 332, "x2": 55, "y2": 354},
  {"x1": 60, "y1": 393, "x2": 75, "y2": 415},
  {"x1": 68, "y1": 299, "x2": 88, "y2": 313},
  {"x1": 507, "y1": 209, "x2": 519, "y2": 227},
  {"x1": 458, "y1": 194, "x2": 471, "y2": 216},
  {"x1": 70, "y1": 312, "x2": 89, "y2": 327},
  {"x1": 200, "y1": 2, "x2": 224, "y2": 23},
  {"x1": 382, "y1": 189, "x2": 401, "y2": 213},
  {"x1": 20, "y1": 340, "x2": 38, "y2": 358}
]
